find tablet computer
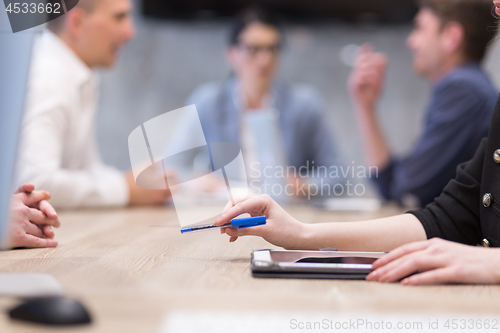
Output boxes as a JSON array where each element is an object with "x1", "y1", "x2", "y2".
[{"x1": 251, "y1": 249, "x2": 386, "y2": 280}]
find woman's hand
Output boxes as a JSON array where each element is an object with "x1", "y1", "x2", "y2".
[
  {"x1": 213, "y1": 194, "x2": 310, "y2": 249},
  {"x1": 367, "y1": 238, "x2": 500, "y2": 285}
]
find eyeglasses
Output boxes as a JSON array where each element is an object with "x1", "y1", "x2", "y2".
[{"x1": 237, "y1": 43, "x2": 282, "y2": 57}]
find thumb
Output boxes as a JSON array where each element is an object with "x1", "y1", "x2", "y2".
[
  {"x1": 16, "y1": 182, "x2": 35, "y2": 194},
  {"x1": 22, "y1": 190, "x2": 51, "y2": 207}
]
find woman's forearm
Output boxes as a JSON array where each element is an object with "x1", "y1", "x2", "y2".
[{"x1": 300, "y1": 213, "x2": 427, "y2": 252}]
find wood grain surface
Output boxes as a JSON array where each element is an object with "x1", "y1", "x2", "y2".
[{"x1": 0, "y1": 204, "x2": 499, "y2": 333}]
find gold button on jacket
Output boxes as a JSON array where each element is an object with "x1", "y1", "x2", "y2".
[
  {"x1": 483, "y1": 193, "x2": 492, "y2": 207},
  {"x1": 494, "y1": 149, "x2": 500, "y2": 163}
]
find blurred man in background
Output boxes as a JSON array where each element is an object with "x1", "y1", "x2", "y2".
[
  {"x1": 169, "y1": 8, "x2": 343, "y2": 200},
  {"x1": 8, "y1": 183, "x2": 60, "y2": 248},
  {"x1": 349, "y1": 0, "x2": 497, "y2": 207},
  {"x1": 18, "y1": 0, "x2": 170, "y2": 208}
]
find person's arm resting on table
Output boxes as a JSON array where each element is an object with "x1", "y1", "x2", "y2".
[
  {"x1": 214, "y1": 195, "x2": 425, "y2": 251},
  {"x1": 214, "y1": 140, "x2": 500, "y2": 285},
  {"x1": 20, "y1": 103, "x2": 169, "y2": 208}
]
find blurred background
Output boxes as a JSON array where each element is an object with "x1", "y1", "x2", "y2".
[{"x1": 95, "y1": 0, "x2": 500, "y2": 171}]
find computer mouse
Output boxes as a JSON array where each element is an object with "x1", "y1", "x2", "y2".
[{"x1": 8, "y1": 296, "x2": 92, "y2": 326}]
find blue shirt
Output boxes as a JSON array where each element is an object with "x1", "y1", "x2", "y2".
[
  {"x1": 167, "y1": 77, "x2": 343, "y2": 187},
  {"x1": 375, "y1": 63, "x2": 498, "y2": 207}
]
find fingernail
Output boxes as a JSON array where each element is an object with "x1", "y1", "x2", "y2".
[{"x1": 367, "y1": 271, "x2": 378, "y2": 280}]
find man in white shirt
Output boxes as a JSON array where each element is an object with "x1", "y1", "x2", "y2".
[{"x1": 19, "y1": 0, "x2": 170, "y2": 208}]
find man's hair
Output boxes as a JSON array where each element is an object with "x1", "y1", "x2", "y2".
[
  {"x1": 228, "y1": 6, "x2": 283, "y2": 46},
  {"x1": 46, "y1": 0, "x2": 100, "y2": 33},
  {"x1": 418, "y1": 0, "x2": 497, "y2": 62}
]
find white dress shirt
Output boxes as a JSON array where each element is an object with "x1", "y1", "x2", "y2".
[{"x1": 18, "y1": 31, "x2": 129, "y2": 208}]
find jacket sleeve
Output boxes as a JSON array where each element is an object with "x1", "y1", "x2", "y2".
[{"x1": 408, "y1": 138, "x2": 486, "y2": 245}]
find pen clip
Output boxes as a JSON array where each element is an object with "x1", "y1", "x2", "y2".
[
  {"x1": 231, "y1": 216, "x2": 266, "y2": 229},
  {"x1": 238, "y1": 220, "x2": 266, "y2": 229}
]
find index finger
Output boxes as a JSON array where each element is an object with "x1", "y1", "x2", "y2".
[
  {"x1": 222, "y1": 193, "x2": 249, "y2": 214},
  {"x1": 214, "y1": 195, "x2": 269, "y2": 226},
  {"x1": 28, "y1": 208, "x2": 60, "y2": 227},
  {"x1": 38, "y1": 200, "x2": 60, "y2": 225},
  {"x1": 371, "y1": 240, "x2": 431, "y2": 270},
  {"x1": 22, "y1": 190, "x2": 52, "y2": 207},
  {"x1": 222, "y1": 200, "x2": 234, "y2": 214}
]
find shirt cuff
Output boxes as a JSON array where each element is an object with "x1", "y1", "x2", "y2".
[
  {"x1": 88, "y1": 166, "x2": 130, "y2": 207},
  {"x1": 92, "y1": 167, "x2": 129, "y2": 207}
]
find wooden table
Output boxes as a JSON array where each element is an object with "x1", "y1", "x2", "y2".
[{"x1": 1, "y1": 204, "x2": 500, "y2": 333}]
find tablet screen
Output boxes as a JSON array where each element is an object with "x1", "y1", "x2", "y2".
[{"x1": 295, "y1": 257, "x2": 377, "y2": 265}]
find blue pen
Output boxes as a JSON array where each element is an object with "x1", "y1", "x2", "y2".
[{"x1": 180, "y1": 216, "x2": 266, "y2": 234}]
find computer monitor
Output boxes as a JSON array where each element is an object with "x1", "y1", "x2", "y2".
[{"x1": 0, "y1": 9, "x2": 36, "y2": 249}]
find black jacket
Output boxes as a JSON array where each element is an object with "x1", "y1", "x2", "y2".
[{"x1": 410, "y1": 94, "x2": 500, "y2": 247}]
